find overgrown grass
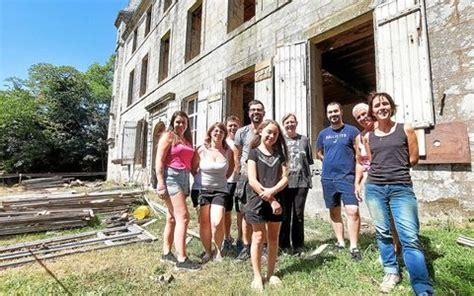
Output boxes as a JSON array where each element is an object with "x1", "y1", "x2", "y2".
[{"x1": 0, "y1": 195, "x2": 472, "y2": 295}]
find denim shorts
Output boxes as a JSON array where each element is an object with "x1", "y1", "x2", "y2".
[
  {"x1": 165, "y1": 167, "x2": 190, "y2": 196},
  {"x1": 321, "y1": 177, "x2": 358, "y2": 208}
]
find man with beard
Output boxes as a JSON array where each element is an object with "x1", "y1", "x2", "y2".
[
  {"x1": 316, "y1": 102, "x2": 362, "y2": 261},
  {"x1": 234, "y1": 100, "x2": 265, "y2": 260}
]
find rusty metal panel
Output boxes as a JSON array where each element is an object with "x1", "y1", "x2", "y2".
[
  {"x1": 419, "y1": 122, "x2": 471, "y2": 164},
  {"x1": 274, "y1": 41, "x2": 308, "y2": 136},
  {"x1": 374, "y1": 0, "x2": 434, "y2": 128}
]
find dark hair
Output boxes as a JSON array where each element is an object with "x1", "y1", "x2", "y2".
[
  {"x1": 203, "y1": 122, "x2": 229, "y2": 150},
  {"x1": 225, "y1": 115, "x2": 241, "y2": 124},
  {"x1": 326, "y1": 101, "x2": 342, "y2": 112},
  {"x1": 168, "y1": 111, "x2": 193, "y2": 145},
  {"x1": 248, "y1": 100, "x2": 265, "y2": 110},
  {"x1": 249, "y1": 119, "x2": 288, "y2": 160},
  {"x1": 367, "y1": 92, "x2": 397, "y2": 120}
]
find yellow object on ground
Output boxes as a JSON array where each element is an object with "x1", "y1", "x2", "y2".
[{"x1": 133, "y1": 206, "x2": 150, "y2": 220}]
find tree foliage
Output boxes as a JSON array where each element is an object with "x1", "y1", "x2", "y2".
[{"x1": 0, "y1": 56, "x2": 114, "y2": 173}]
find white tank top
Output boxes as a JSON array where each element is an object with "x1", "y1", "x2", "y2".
[{"x1": 200, "y1": 147, "x2": 229, "y2": 192}]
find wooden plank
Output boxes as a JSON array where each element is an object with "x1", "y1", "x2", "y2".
[{"x1": 0, "y1": 226, "x2": 129, "y2": 252}]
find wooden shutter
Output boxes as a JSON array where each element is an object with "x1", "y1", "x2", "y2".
[
  {"x1": 274, "y1": 41, "x2": 309, "y2": 135},
  {"x1": 374, "y1": 0, "x2": 434, "y2": 128},
  {"x1": 121, "y1": 121, "x2": 137, "y2": 164}
]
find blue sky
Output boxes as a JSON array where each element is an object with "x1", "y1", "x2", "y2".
[{"x1": 0, "y1": 0, "x2": 128, "y2": 89}]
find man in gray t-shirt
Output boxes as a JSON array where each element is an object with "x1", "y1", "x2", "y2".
[{"x1": 234, "y1": 99, "x2": 265, "y2": 260}]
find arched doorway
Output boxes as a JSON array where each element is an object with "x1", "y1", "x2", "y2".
[{"x1": 150, "y1": 121, "x2": 166, "y2": 188}]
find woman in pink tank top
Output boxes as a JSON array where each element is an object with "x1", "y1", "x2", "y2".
[{"x1": 155, "y1": 111, "x2": 200, "y2": 271}]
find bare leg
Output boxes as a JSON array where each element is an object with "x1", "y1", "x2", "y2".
[
  {"x1": 329, "y1": 207, "x2": 345, "y2": 245},
  {"x1": 236, "y1": 212, "x2": 243, "y2": 241},
  {"x1": 199, "y1": 205, "x2": 212, "y2": 256},
  {"x1": 345, "y1": 205, "x2": 360, "y2": 249},
  {"x1": 162, "y1": 197, "x2": 175, "y2": 255},
  {"x1": 170, "y1": 192, "x2": 190, "y2": 262},
  {"x1": 242, "y1": 217, "x2": 252, "y2": 246},
  {"x1": 210, "y1": 204, "x2": 225, "y2": 259},
  {"x1": 251, "y1": 224, "x2": 265, "y2": 287},
  {"x1": 224, "y1": 211, "x2": 232, "y2": 240},
  {"x1": 266, "y1": 222, "x2": 281, "y2": 278}
]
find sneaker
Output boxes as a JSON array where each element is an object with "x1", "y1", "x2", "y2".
[
  {"x1": 236, "y1": 239, "x2": 244, "y2": 255},
  {"x1": 236, "y1": 245, "x2": 251, "y2": 261},
  {"x1": 222, "y1": 239, "x2": 232, "y2": 254},
  {"x1": 293, "y1": 247, "x2": 305, "y2": 257},
  {"x1": 334, "y1": 241, "x2": 345, "y2": 251},
  {"x1": 350, "y1": 248, "x2": 363, "y2": 261},
  {"x1": 175, "y1": 257, "x2": 201, "y2": 271},
  {"x1": 160, "y1": 252, "x2": 177, "y2": 264},
  {"x1": 379, "y1": 273, "x2": 401, "y2": 293},
  {"x1": 201, "y1": 252, "x2": 212, "y2": 264}
]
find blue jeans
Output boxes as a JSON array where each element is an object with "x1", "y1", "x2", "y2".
[{"x1": 365, "y1": 183, "x2": 434, "y2": 295}]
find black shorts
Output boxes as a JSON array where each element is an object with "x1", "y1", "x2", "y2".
[
  {"x1": 199, "y1": 190, "x2": 226, "y2": 207},
  {"x1": 244, "y1": 194, "x2": 283, "y2": 225},
  {"x1": 190, "y1": 189, "x2": 200, "y2": 208},
  {"x1": 225, "y1": 182, "x2": 236, "y2": 212}
]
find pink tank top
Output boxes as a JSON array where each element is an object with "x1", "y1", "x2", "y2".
[{"x1": 166, "y1": 142, "x2": 194, "y2": 170}]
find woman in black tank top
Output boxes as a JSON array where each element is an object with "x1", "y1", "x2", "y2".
[{"x1": 363, "y1": 93, "x2": 434, "y2": 295}]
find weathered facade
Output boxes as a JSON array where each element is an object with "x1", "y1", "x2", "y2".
[{"x1": 108, "y1": 0, "x2": 473, "y2": 220}]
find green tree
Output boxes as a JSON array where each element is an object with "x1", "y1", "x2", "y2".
[
  {"x1": 0, "y1": 56, "x2": 114, "y2": 173},
  {"x1": 0, "y1": 88, "x2": 47, "y2": 172}
]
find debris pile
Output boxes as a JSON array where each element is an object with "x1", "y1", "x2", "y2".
[
  {"x1": 21, "y1": 176, "x2": 72, "y2": 190},
  {"x1": 0, "y1": 209, "x2": 94, "y2": 236},
  {"x1": 0, "y1": 190, "x2": 143, "y2": 236}
]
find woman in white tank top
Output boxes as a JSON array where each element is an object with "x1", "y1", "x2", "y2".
[{"x1": 193, "y1": 122, "x2": 234, "y2": 262}]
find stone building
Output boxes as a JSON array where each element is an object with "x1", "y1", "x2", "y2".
[{"x1": 107, "y1": 0, "x2": 473, "y2": 220}]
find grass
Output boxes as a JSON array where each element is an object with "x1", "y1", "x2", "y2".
[{"x1": 0, "y1": 193, "x2": 472, "y2": 295}]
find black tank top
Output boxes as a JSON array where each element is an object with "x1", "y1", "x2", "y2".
[{"x1": 367, "y1": 123, "x2": 412, "y2": 184}]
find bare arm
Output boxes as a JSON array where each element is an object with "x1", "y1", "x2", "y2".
[
  {"x1": 405, "y1": 123, "x2": 419, "y2": 166},
  {"x1": 191, "y1": 147, "x2": 201, "y2": 176},
  {"x1": 231, "y1": 145, "x2": 240, "y2": 177},
  {"x1": 155, "y1": 132, "x2": 173, "y2": 193},
  {"x1": 317, "y1": 148, "x2": 324, "y2": 161},
  {"x1": 354, "y1": 163, "x2": 364, "y2": 202},
  {"x1": 226, "y1": 149, "x2": 235, "y2": 179}
]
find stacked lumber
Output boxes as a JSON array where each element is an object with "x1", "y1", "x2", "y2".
[
  {"x1": 0, "y1": 224, "x2": 156, "y2": 269},
  {"x1": 1, "y1": 190, "x2": 143, "y2": 215},
  {"x1": 0, "y1": 209, "x2": 93, "y2": 236},
  {"x1": 21, "y1": 176, "x2": 72, "y2": 190},
  {"x1": 0, "y1": 190, "x2": 143, "y2": 236}
]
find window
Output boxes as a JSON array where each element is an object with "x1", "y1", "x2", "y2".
[
  {"x1": 185, "y1": 1, "x2": 202, "y2": 62},
  {"x1": 127, "y1": 70, "x2": 135, "y2": 106},
  {"x1": 145, "y1": 6, "x2": 152, "y2": 36},
  {"x1": 132, "y1": 28, "x2": 138, "y2": 52},
  {"x1": 140, "y1": 54, "x2": 149, "y2": 96},
  {"x1": 159, "y1": 31, "x2": 171, "y2": 82},
  {"x1": 228, "y1": 0, "x2": 256, "y2": 32},
  {"x1": 185, "y1": 93, "x2": 198, "y2": 146},
  {"x1": 163, "y1": 0, "x2": 172, "y2": 12}
]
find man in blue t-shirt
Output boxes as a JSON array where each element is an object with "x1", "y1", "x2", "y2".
[{"x1": 316, "y1": 102, "x2": 362, "y2": 261}]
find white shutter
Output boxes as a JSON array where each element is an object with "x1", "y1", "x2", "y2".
[
  {"x1": 374, "y1": 0, "x2": 434, "y2": 128},
  {"x1": 121, "y1": 121, "x2": 137, "y2": 163},
  {"x1": 274, "y1": 42, "x2": 308, "y2": 135}
]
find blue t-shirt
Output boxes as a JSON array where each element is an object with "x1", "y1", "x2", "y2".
[{"x1": 316, "y1": 124, "x2": 359, "y2": 180}]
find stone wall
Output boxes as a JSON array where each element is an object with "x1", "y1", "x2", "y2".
[{"x1": 108, "y1": 0, "x2": 473, "y2": 221}]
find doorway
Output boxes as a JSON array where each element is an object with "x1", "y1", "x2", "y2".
[
  {"x1": 310, "y1": 15, "x2": 376, "y2": 138},
  {"x1": 226, "y1": 67, "x2": 255, "y2": 125}
]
